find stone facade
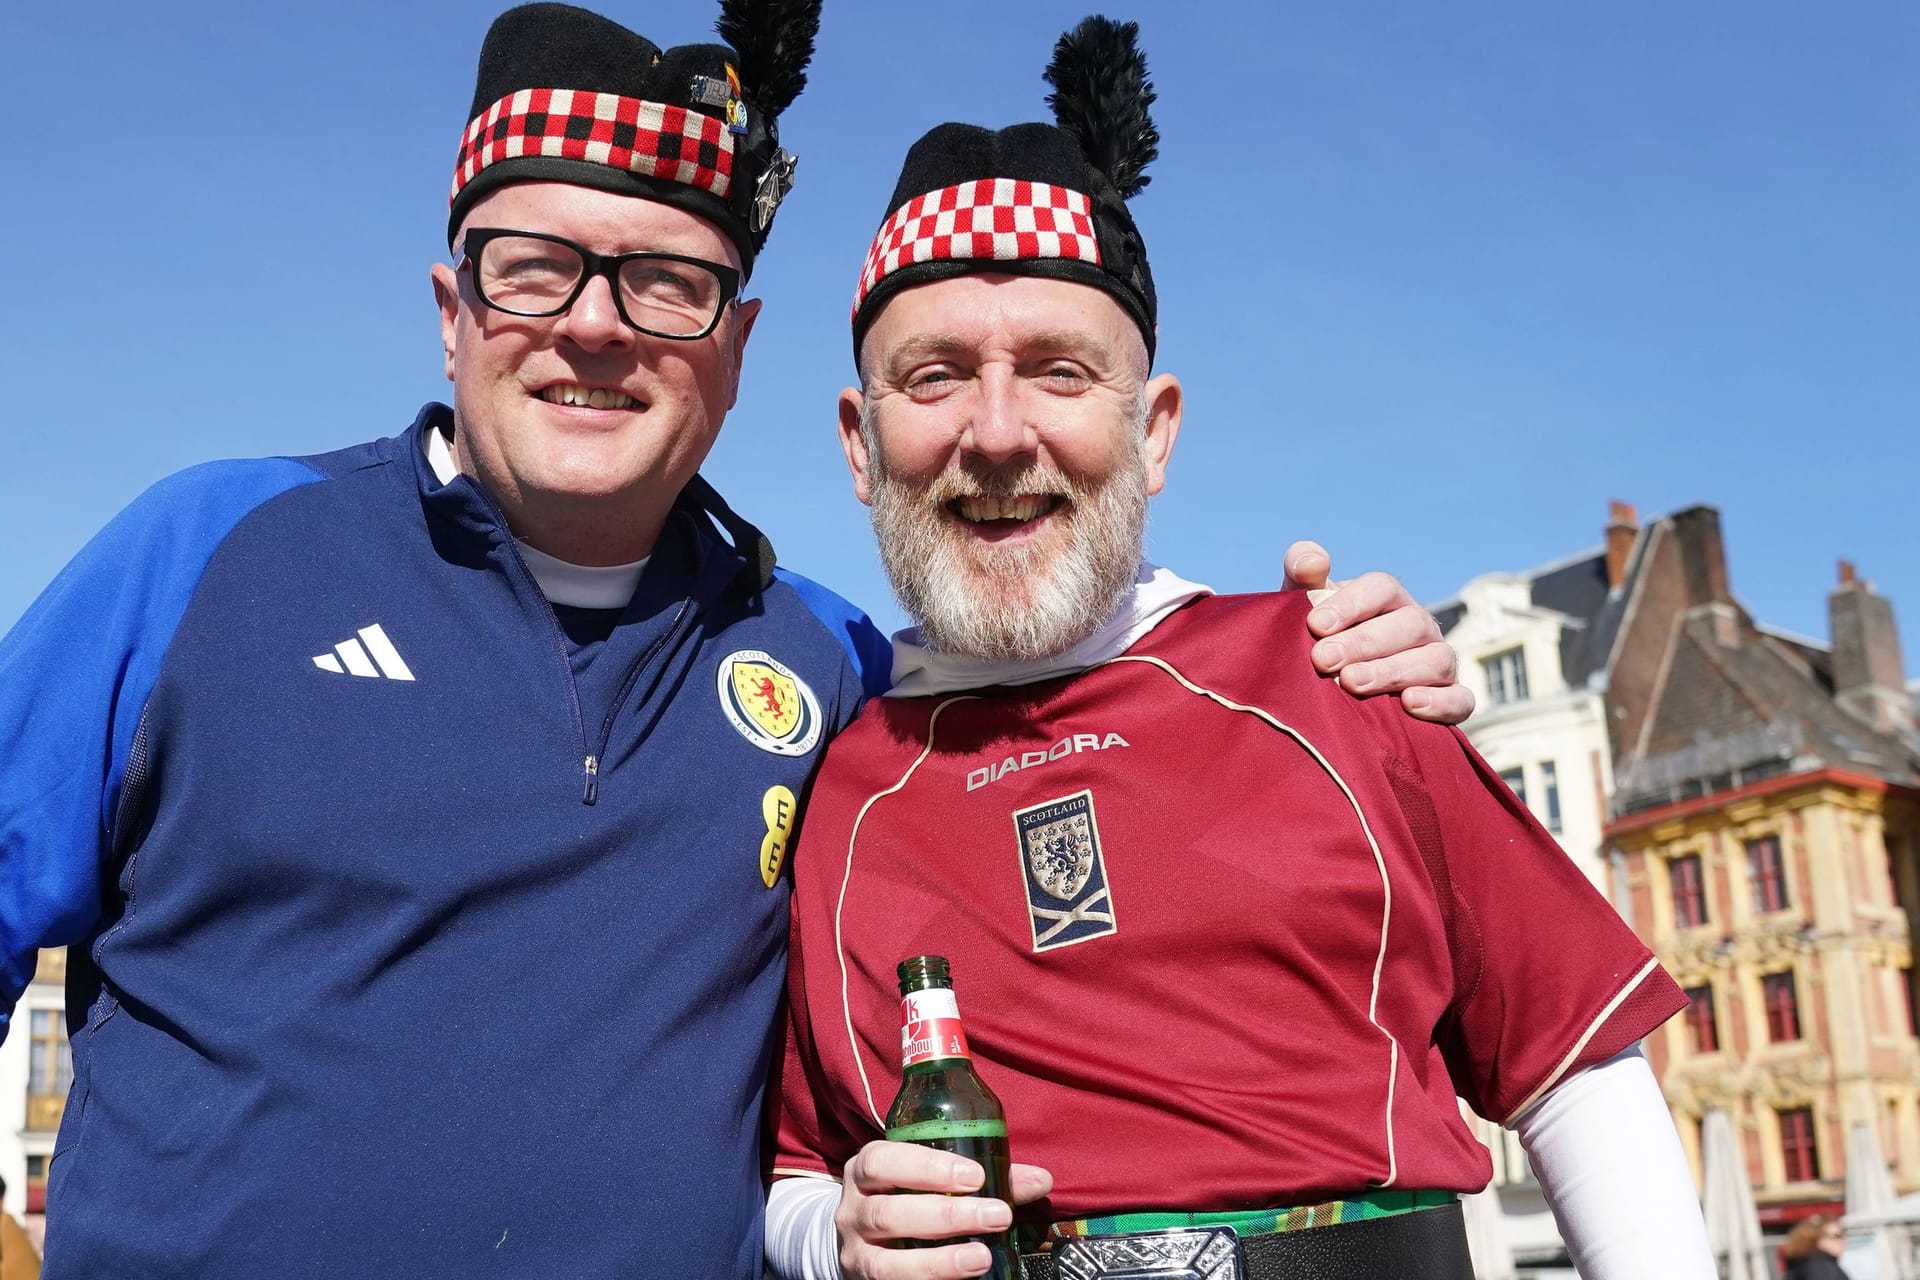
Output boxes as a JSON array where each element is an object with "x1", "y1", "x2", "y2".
[{"x1": 1616, "y1": 775, "x2": 1920, "y2": 1215}]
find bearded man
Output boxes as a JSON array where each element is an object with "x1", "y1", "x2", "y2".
[{"x1": 764, "y1": 18, "x2": 1716, "y2": 1280}]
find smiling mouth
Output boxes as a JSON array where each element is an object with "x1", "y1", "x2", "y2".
[
  {"x1": 539, "y1": 383, "x2": 642, "y2": 411},
  {"x1": 948, "y1": 494, "x2": 1061, "y2": 528}
]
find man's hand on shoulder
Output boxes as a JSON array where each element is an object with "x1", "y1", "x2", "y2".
[
  {"x1": 1282, "y1": 540, "x2": 1473, "y2": 726},
  {"x1": 835, "y1": 1140, "x2": 1051, "y2": 1279}
]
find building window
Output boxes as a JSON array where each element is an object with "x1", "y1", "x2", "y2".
[
  {"x1": 1683, "y1": 985, "x2": 1719, "y2": 1053},
  {"x1": 1779, "y1": 1107, "x2": 1820, "y2": 1182},
  {"x1": 1670, "y1": 854, "x2": 1708, "y2": 928},
  {"x1": 1541, "y1": 760, "x2": 1562, "y2": 832},
  {"x1": 29, "y1": 1008, "x2": 71, "y2": 1095},
  {"x1": 1498, "y1": 767, "x2": 1527, "y2": 807},
  {"x1": 1747, "y1": 835, "x2": 1789, "y2": 913},
  {"x1": 1482, "y1": 648, "x2": 1529, "y2": 706},
  {"x1": 1762, "y1": 971, "x2": 1802, "y2": 1042}
]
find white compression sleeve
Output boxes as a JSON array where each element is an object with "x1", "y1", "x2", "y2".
[
  {"x1": 765, "y1": 1176, "x2": 844, "y2": 1280},
  {"x1": 1513, "y1": 1046, "x2": 1715, "y2": 1279}
]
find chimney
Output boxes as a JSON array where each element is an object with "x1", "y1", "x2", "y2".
[
  {"x1": 1670, "y1": 505, "x2": 1733, "y2": 607},
  {"x1": 1830, "y1": 561, "x2": 1913, "y2": 734},
  {"x1": 1605, "y1": 500, "x2": 1638, "y2": 590}
]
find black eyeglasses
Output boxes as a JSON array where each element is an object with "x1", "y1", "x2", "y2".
[{"x1": 456, "y1": 228, "x2": 741, "y2": 340}]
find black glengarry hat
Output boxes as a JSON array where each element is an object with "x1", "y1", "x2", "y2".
[
  {"x1": 448, "y1": 1, "x2": 820, "y2": 278},
  {"x1": 851, "y1": 16, "x2": 1160, "y2": 361}
]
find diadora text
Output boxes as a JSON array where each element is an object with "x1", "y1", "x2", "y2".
[{"x1": 965, "y1": 732, "x2": 1130, "y2": 792}]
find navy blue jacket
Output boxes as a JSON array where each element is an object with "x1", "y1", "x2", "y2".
[{"x1": 0, "y1": 406, "x2": 888, "y2": 1278}]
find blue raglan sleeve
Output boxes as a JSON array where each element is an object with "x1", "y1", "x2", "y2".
[
  {"x1": 772, "y1": 567, "x2": 894, "y2": 701},
  {"x1": 0, "y1": 458, "x2": 321, "y2": 1039}
]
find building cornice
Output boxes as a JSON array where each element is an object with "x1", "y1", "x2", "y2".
[{"x1": 1605, "y1": 766, "x2": 1920, "y2": 840}]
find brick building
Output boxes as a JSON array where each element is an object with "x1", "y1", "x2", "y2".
[
  {"x1": 1439, "y1": 502, "x2": 1920, "y2": 1268},
  {"x1": 1600, "y1": 506, "x2": 1920, "y2": 1227}
]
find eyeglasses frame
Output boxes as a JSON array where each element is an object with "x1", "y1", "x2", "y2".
[{"x1": 455, "y1": 227, "x2": 742, "y2": 341}]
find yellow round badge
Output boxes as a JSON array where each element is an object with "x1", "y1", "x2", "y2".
[{"x1": 717, "y1": 649, "x2": 823, "y2": 756}]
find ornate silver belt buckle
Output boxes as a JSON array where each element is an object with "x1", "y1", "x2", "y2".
[{"x1": 1052, "y1": 1225, "x2": 1245, "y2": 1280}]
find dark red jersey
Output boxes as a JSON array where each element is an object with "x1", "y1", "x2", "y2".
[{"x1": 773, "y1": 590, "x2": 1683, "y2": 1216}]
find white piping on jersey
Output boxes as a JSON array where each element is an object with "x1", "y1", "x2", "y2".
[
  {"x1": 839, "y1": 694, "x2": 982, "y2": 1128},
  {"x1": 1102, "y1": 653, "x2": 1406, "y2": 1189},
  {"x1": 1503, "y1": 955, "x2": 1663, "y2": 1125}
]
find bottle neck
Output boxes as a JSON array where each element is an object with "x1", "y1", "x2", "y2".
[{"x1": 898, "y1": 986, "x2": 971, "y2": 1069}]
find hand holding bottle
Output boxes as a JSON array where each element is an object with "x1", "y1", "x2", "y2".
[
  {"x1": 840, "y1": 955, "x2": 1047, "y2": 1280},
  {"x1": 833, "y1": 1140, "x2": 1053, "y2": 1280}
]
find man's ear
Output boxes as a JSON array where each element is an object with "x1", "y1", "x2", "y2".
[
  {"x1": 837, "y1": 388, "x2": 875, "y2": 506},
  {"x1": 431, "y1": 262, "x2": 461, "y2": 382},
  {"x1": 1141, "y1": 372, "x2": 1182, "y2": 496},
  {"x1": 723, "y1": 297, "x2": 763, "y2": 410}
]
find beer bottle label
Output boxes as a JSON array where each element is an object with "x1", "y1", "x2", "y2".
[
  {"x1": 900, "y1": 989, "x2": 970, "y2": 1066},
  {"x1": 886, "y1": 1117, "x2": 1008, "y2": 1142}
]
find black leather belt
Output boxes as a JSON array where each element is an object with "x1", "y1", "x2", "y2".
[{"x1": 1017, "y1": 1200, "x2": 1473, "y2": 1280}]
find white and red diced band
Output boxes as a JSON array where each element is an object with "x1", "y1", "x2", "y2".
[
  {"x1": 450, "y1": 88, "x2": 736, "y2": 204},
  {"x1": 852, "y1": 179, "x2": 1101, "y2": 318}
]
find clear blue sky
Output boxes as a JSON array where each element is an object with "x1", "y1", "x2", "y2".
[{"x1": 4, "y1": 1, "x2": 1915, "y2": 674}]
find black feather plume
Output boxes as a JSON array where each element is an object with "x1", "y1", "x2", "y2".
[
  {"x1": 716, "y1": 0, "x2": 822, "y2": 116},
  {"x1": 1043, "y1": 16, "x2": 1159, "y2": 198}
]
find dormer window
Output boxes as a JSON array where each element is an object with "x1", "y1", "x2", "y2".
[{"x1": 1482, "y1": 647, "x2": 1530, "y2": 705}]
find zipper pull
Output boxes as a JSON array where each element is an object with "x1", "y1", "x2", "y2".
[{"x1": 582, "y1": 755, "x2": 600, "y2": 806}]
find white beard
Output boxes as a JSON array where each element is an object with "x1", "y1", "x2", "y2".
[{"x1": 865, "y1": 408, "x2": 1150, "y2": 664}]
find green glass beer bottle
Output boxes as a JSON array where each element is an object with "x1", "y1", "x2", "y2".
[{"x1": 884, "y1": 955, "x2": 1017, "y2": 1280}]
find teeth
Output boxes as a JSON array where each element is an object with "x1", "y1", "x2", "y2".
[
  {"x1": 956, "y1": 496, "x2": 1052, "y2": 523},
  {"x1": 540, "y1": 384, "x2": 639, "y2": 410}
]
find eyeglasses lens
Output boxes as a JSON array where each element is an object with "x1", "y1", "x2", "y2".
[
  {"x1": 477, "y1": 236, "x2": 583, "y2": 313},
  {"x1": 617, "y1": 259, "x2": 724, "y2": 336}
]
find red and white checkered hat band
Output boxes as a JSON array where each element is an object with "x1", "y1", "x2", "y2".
[
  {"x1": 852, "y1": 179, "x2": 1100, "y2": 316},
  {"x1": 451, "y1": 88, "x2": 735, "y2": 205}
]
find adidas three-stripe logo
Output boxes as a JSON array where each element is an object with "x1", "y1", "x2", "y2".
[{"x1": 313, "y1": 623, "x2": 415, "y2": 681}]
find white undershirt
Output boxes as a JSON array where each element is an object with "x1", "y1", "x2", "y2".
[
  {"x1": 425, "y1": 425, "x2": 647, "y2": 608},
  {"x1": 764, "y1": 1047, "x2": 1714, "y2": 1280}
]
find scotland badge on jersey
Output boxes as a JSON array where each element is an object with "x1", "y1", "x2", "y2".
[
  {"x1": 1012, "y1": 790, "x2": 1116, "y2": 952},
  {"x1": 716, "y1": 649, "x2": 823, "y2": 757}
]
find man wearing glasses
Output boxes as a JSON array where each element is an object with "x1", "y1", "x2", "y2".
[{"x1": 0, "y1": 4, "x2": 1461, "y2": 1278}]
